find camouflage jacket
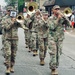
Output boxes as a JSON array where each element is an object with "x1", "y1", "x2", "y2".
[
  {"x1": 1, "y1": 15, "x2": 22, "y2": 40},
  {"x1": 35, "y1": 17, "x2": 49, "y2": 38},
  {"x1": 48, "y1": 15, "x2": 70, "y2": 41},
  {"x1": 1, "y1": 15, "x2": 9, "y2": 38},
  {"x1": 24, "y1": 17, "x2": 32, "y2": 30}
]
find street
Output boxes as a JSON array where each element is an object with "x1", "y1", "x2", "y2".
[{"x1": 0, "y1": 28, "x2": 75, "y2": 75}]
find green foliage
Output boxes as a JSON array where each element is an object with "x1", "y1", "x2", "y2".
[
  {"x1": 4, "y1": 0, "x2": 16, "y2": 6},
  {"x1": 4, "y1": 0, "x2": 25, "y2": 13}
]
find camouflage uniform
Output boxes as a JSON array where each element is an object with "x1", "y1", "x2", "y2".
[
  {"x1": 24, "y1": 15, "x2": 33, "y2": 52},
  {"x1": 48, "y1": 14, "x2": 70, "y2": 70},
  {"x1": 29, "y1": 14, "x2": 41, "y2": 56},
  {"x1": 24, "y1": 18, "x2": 29, "y2": 48},
  {"x1": 1, "y1": 15, "x2": 10, "y2": 58},
  {"x1": 24, "y1": 29, "x2": 29, "y2": 47},
  {"x1": 1, "y1": 14, "x2": 26, "y2": 73},
  {"x1": 35, "y1": 15, "x2": 49, "y2": 63}
]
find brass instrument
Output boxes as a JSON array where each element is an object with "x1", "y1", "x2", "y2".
[
  {"x1": 16, "y1": 14, "x2": 28, "y2": 30},
  {"x1": 16, "y1": 14, "x2": 24, "y2": 24},
  {"x1": 27, "y1": 1, "x2": 38, "y2": 16},
  {"x1": 16, "y1": 14, "x2": 24, "y2": 20},
  {"x1": 57, "y1": 10, "x2": 71, "y2": 25},
  {"x1": 63, "y1": 7, "x2": 72, "y2": 17}
]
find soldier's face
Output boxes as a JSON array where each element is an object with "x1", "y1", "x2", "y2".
[
  {"x1": 36, "y1": 11, "x2": 40, "y2": 16},
  {"x1": 43, "y1": 14, "x2": 48, "y2": 20},
  {"x1": 53, "y1": 8, "x2": 60, "y2": 14},
  {"x1": 36, "y1": 15, "x2": 41, "y2": 19},
  {"x1": 6, "y1": 10, "x2": 10, "y2": 15}
]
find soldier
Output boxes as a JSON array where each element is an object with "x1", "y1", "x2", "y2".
[
  {"x1": 1, "y1": 6, "x2": 27, "y2": 75},
  {"x1": 30, "y1": 9, "x2": 41, "y2": 56},
  {"x1": 1, "y1": 6, "x2": 14, "y2": 61},
  {"x1": 48, "y1": 5, "x2": 71, "y2": 75},
  {"x1": 24, "y1": 13, "x2": 33, "y2": 52},
  {"x1": 35, "y1": 11, "x2": 49, "y2": 65},
  {"x1": 24, "y1": 15, "x2": 29, "y2": 48}
]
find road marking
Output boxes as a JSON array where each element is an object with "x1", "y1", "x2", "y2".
[{"x1": 65, "y1": 31, "x2": 75, "y2": 37}]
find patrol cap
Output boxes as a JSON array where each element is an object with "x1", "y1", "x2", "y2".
[
  {"x1": 6, "y1": 6, "x2": 14, "y2": 11},
  {"x1": 41, "y1": 11, "x2": 49, "y2": 15},
  {"x1": 35, "y1": 9, "x2": 41, "y2": 15},
  {"x1": 35, "y1": 9, "x2": 40, "y2": 13},
  {"x1": 52, "y1": 5, "x2": 60, "y2": 10}
]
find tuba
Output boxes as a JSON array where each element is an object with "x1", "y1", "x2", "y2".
[{"x1": 64, "y1": 7, "x2": 72, "y2": 17}]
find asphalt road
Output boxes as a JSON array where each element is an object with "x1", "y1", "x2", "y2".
[{"x1": 0, "y1": 28, "x2": 75, "y2": 75}]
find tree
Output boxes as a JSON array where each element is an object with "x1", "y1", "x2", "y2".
[
  {"x1": 4, "y1": 0, "x2": 16, "y2": 6},
  {"x1": 4, "y1": 0, "x2": 24, "y2": 13}
]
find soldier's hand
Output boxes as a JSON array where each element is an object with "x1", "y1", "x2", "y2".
[
  {"x1": 27, "y1": 14, "x2": 30, "y2": 18},
  {"x1": 11, "y1": 17, "x2": 16, "y2": 22},
  {"x1": 58, "y1": 15, "x2": 62, "y2": 19}
]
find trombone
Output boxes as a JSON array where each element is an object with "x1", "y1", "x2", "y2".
[{"x1": 15, "y1": 14, "x2": 28, "y2": 30}]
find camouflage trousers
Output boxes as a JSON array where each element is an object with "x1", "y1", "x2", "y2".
[
  {"x1": 48, "y1": 37, "x2": 63, "y2": 69},
  {"x1": 4, "y1": 40, "x2": 18, "y2": 67},
  {"x1": 24, "y1": 29, "x2": 29, "y2": 46},
  {"x1": 38, "y1": 37, "x2": 48, "y2": 59},
  {"x1": 31, "y1": 32, "x2": 38, "y2": 51},
  {"x1": 2, "y1": 34, "x2": 5, "y2": 44},
  {"x1": 1, "y1": 35, "x2": 6, "y2": 57},
  {"x1": 28, "y1": 30, "x2": 32, "y2": 49}
]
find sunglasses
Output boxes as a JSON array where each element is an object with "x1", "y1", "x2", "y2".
[
  {"x1": 7, "y1": 10, "x2": 11, "y2": 12},
  {"x1": 55, "y1": 8, "x2": 60, "y2": 10}
]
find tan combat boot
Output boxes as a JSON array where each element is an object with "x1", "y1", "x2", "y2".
[
  {"x1": 33, "y1": 50, "x2": 38, "y2": 56},
  {"x1": 28, "y1": 48, "x2": 32, "y2": 52},
  {"x1": 4, "y1": 60, "x2": 7, "y2": 66},
  {"x1": 51, "y1": 69, "x2": 58, "y2": 75},
  {"x1": 10, "y1": 66, "x2": 14, "y2": 73},
  {"x1": 6, "y1": 67, "x2": 10, "y2": 75},
  {"x1": 10, "y1": 62, "x2": 14, "y2": 73},
  {"x1": 40, "y1": 58, "x2": 45, "y2": 66},
  {"x1": 25, "y1": 45, "x2": 28, "y2": 48}
]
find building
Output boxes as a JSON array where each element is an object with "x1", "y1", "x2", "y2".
[
  {"x1": 24, "y1": 0, "x2": 45, "y2": 10},
  {"x1": 43, "y1": 0, "x2": 75, "y2": 15}
]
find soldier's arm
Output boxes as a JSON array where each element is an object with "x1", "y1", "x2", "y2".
[
  {"x1": 24, "y1": 18, "x2": 31, "y2": 27},
  {"x1": 3, "y1": 19, "x2": 15, "y2": 30},
  {"x1": 62, "y1": 17, "x2": 71, "y2": 26},
  {"x1": 48, "y1": 17, "x2": 56, "y2": 30}
]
